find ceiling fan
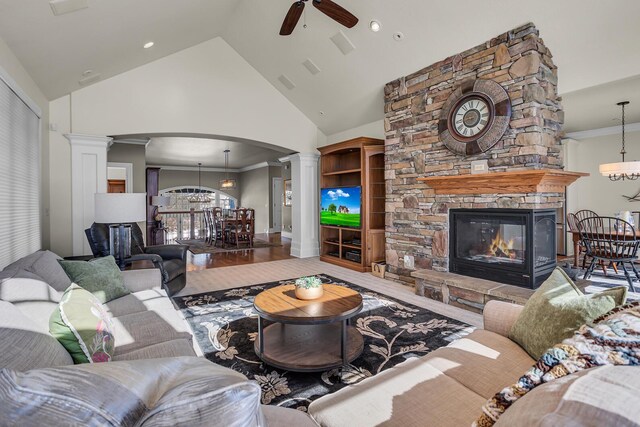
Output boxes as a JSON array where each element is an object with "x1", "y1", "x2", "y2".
[{"x1": 280, "y1": 0, "x2": 358, "y2": 36}]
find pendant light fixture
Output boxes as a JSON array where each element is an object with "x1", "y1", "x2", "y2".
[
  {"x1": 188, "y1": 162, "x2": 212, "y2": 203},
  {"x1": 220, "y1": 149, "x2": 237, "y2": 189},
  {"x1": 599, "y1": 101, "x2": 640, "y2": 181}
]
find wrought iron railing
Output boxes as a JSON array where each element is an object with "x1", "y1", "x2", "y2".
[{"x1": 159, "y1": 209, "x2": 206, "y2": 244}]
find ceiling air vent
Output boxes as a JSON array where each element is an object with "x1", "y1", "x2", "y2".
[
  {"x1": 278, "y1": 74, "x2": 296, "y2": 90},
  {"x1": 78, "y1": 73, "x2": 101, "y2": 86},
  {"x1": 302, "y1": 59, "x2": 321, "y2": 75},
  {"x1": 330, "y1": 30, "x2": 356, "y2": 55},
  {"x1": 49, "y1": 0, "x2": 88, "y2": 16}
]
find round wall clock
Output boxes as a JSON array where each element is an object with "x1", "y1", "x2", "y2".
[{"x1": 438, "y1": 79, "x2": 511, "y2": 156}]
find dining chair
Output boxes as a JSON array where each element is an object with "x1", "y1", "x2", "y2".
[
  {"x1": 228, "y1": 208, "x2": 254, "y2": 248},
  {"x1": 579, "y1": 216, "x2": 639, "y2": 292},
  {"x1": 212, "y1": 208, "x2": 225, "y2": 247}
]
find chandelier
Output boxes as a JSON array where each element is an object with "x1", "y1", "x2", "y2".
[
  {"x1": 188, "y1": 163, "x2": 212, "y2": 204},
  {"x1": 599, "y1": 101, "x2": 640, "y2": 181},
  {"x1": 220, "y1": 149, "x2": 237, "y2": 189}
]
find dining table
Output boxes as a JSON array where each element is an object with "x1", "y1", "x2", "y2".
[
  {"x1": 218, "y1": 214, "x2": 255, "y2": 246},
  {"x1": 569, "y1": 229, "x2": 640, "y2": 267}
]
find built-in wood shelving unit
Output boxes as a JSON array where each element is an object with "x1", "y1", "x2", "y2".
[{"x1": 318, "y1": 137, "x2": 385, "y2": 272}]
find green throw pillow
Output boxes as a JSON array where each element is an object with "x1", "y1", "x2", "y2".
[
  {"x1": 58, "y1": 256, "x2": 129, "y2": 303},
  {"x1": 509, "y1": 267, "x2": 627, "y2": 359},
  {"x1": 49, "y1": 284, "x2": 115, "y2": 364}
]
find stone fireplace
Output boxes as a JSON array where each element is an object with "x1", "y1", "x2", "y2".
[
  {"x1": 383, "y1": 23, "x2": 585, "y2": 308},
  {"x1": 449, "y1": 208, "x2": 556, "y2": 288}
]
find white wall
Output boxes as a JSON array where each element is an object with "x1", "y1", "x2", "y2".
[
  {"x1": 48, "y1": 36, "x2": 327, "y2": 256},
  {"x1": 566, "y1": 131, "x2": 640, "y2": 217},
  {"x1": 239, "y1": 167, "x2": 270, "y2": 234},
  {"x1": 0, "y1": 36, "x2": 50, "y2": 251},
  {"x1": 67, "y1": 37, "x2": 320, "y2": 154},
  {"x1": 323, "y1": 119, "x2": 385, "y2": 147}
]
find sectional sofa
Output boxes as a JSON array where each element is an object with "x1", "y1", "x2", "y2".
[{"x1": 0, "y1": 250, "x2": 314, "y2": 426}]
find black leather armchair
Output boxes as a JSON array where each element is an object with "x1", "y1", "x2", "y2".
[{"x1": 85, "y1": 222, "x2": 188, "y2": 296}]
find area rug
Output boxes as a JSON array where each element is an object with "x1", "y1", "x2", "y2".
[
  {"x1": 173, "y1": 274, "x2": 474, "y2": 411},
  {"x1": 581, "y1": 269, "x2": 640, "y2": 300},
  {"x1": 176, "y1": 238, "x2": 281, "y2": 254}
]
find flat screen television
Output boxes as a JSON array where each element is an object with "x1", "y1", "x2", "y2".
[{"x1": 320, "y1": 186, "x2": 362, "y2": 228}]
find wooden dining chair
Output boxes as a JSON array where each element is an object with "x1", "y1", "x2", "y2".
[
  {"x1": 212, "y1": 208, "x2": 225, "y2": 247},
  {"x1": 579, "y1": 216, "x2": 639, "y2": 292},
  {"x1": 228, "y1": 208, "x2": 254, "y2": 248}
]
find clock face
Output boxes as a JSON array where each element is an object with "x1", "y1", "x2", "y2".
[
  {"x1": 453, "y1": 98, "x2": 490, "y2": 138},
  {"x1": 438, "y1": 79, "x2": 511, "y2": 156}
]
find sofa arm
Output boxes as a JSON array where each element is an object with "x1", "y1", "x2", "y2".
[
  {"x1": 145, "y1": 244, "x2": 188, "y2": 261},
  {"x1": 483, "y1": 300, "x2": 524, "y2": 337},
  {"x1": 121, "y1": 269, "x2": 163, "y2": 293}
]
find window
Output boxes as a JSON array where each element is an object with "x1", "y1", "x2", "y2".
[{"x1": 0, "y1": 74, "x2": 41, "y2": 268}]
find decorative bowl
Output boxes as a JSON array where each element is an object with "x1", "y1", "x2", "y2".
[{"x1": 294, "y1": 276, "x2": 324, "y2": 300}]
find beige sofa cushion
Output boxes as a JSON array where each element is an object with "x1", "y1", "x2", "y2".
[
  {"x1": 309, "y1": 356, "x2": 486, "y2": 427},
  {"x1": 495, "y1": 366, "x2": 640, "y2": 427},
  {"x1": 309, "y1": 329, "x2": 534, "y2": 427},
  {"x1": 423, "y1": 329, "x2": 535, "y2": 399},
  {"x1": 262, "y1": 405, "x2": 317, "y2": 427}
]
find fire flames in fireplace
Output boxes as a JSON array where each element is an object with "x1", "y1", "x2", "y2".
[{"x1": 489, "y1": 232, "x2": 517, "y2": 260}]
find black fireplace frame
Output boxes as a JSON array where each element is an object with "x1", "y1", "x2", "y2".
[{"x1": 449, "y1": 208, "x2": 556, "y2": 289}]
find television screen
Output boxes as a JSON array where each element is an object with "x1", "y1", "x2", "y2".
[{"x1": 320, "y1": 186, "x2": 362, "y2": 228}]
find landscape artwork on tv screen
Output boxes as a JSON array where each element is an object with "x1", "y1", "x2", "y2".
[{"x1": 320, "y1": 186, "x2": 361, "y2": 228}]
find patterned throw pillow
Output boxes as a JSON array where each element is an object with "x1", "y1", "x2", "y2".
[
  {"x1": 49, "y1": 284, "x2": 115, "y2": 364},
  {"x1": 475, "y1": 300, "x2": 640, "y2": 426},
  {"x1": 58, "y1": 256, "x2": 130, "y2": 303}
]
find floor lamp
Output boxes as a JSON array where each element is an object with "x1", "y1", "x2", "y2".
[{"x1": 94, "y1": 193, "x2": 147, "y2": 269}]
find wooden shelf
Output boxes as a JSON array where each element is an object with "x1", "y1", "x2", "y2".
[
  {"x1": 418, "y1": 169, "x2": 589, "y2": 195},
  {"x1": 319, "y1": 137, "x2": 386, "y2": 272},
  {"x1": 322, "y1": 168, "x2": 361, "y2": 176}
]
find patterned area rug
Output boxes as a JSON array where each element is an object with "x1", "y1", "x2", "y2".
[
  {"x1": 173, "y1": 274, "x2": 474, "y2": 411},
  {"x1": 176, "y1": 238, "x2": 281, "y2": 254},
  {"x1": 581, "y1": 269, "x2": 640, "y2": 300}
]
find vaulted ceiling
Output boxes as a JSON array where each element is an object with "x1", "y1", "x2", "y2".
[{"x1": 1, "y1": 0, "x2": 639, "y2": 136}]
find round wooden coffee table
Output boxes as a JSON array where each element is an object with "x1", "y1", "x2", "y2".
[{"x1": 253, "y1": 284, "x2": 364, "y2": 372}]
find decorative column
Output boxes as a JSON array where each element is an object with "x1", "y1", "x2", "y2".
[
  {"x1": 287, "y1": 153, "x2": 320, "y2": 258},
  {"x1": 65, "y1": 134, "x2": 112, "y2": 256}
]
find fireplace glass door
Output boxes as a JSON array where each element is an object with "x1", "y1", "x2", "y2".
[{"x1": 454, "y1": 216, "x2": 526, "y2": 266}]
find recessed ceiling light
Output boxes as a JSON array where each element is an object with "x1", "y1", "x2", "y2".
[
  {"x1": 369, "y1": 20, "x2": 381, "y2": 32},
  {"x1": 319, "y1": 111, "x2": 325, "y2": 116},
  {"x1": 143, "y1": 42, "x2": 154, "y2": 49},
  {"x1": 81, "y1": 70, "x2": 93, "y2": 77}
]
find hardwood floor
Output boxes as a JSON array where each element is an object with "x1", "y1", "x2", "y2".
[{"x1": 187, "y1": 233, "x2": 293, "y2": 271}]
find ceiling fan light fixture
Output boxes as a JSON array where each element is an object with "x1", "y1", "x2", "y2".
[
  {"x1": 599, "y1": 101, "x2": 640, "y2": 181},
  {"x1": 369, "y1": 20, "x2": 381, "y2": 32}
]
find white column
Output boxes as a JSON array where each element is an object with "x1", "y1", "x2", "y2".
[
  {"x1": 65, "y1": 134, "x2": 113, "y2": 255},
  {"x1": 287, "y1": 153, "x2": 320, "y2": 258}
]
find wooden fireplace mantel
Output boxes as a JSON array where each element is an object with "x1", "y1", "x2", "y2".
[{"x1": 417, "y1": 169, "x2": 589, "y2": 195}]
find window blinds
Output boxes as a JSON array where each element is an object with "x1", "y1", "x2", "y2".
[{"x1": 0, "y1": 78, "x2": 41, "y2": 268}]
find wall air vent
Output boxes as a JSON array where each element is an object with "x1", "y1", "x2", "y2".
[
  {"x1": 78, "y1": 73, "x2": 101, "y2": 86},
  {"x1": 49, "y1": 0, "x2": 88, "y2": 16}
]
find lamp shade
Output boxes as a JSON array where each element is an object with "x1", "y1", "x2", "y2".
[
  {"x1": 94, "y1": 193, "x2": 147, "y2": 223},
  {"x1": 151, "y1": 195, "x2": 171, "y2": 207},
  {"x1": 599, "y1": 161, "x2": 640, "y2": 177}
]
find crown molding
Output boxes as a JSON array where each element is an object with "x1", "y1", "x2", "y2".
[
  {"x1": 146, "y1": 165, "x2": 237, "y2": 173},
  {"x1": 564, "y1": 122, "x2": 640, "y2": 141},
  {"x1": 112, "y1": 138, "x2": 150, "y2": 146},
  {"x1": 238, "y1": 161, "x2": 281, "y2": 172}
]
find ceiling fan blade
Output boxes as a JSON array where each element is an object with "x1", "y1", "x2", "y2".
[
  {"x1": 280, "y1": 1, "x2": 305, "y2": 36},
  {"x1": 312, "y1": 0, "x2": 358, "y2": 28}
]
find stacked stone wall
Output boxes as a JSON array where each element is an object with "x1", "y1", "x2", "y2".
[{"x1": 384, "y1": 23, "x2": 564, "y2": 284}]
